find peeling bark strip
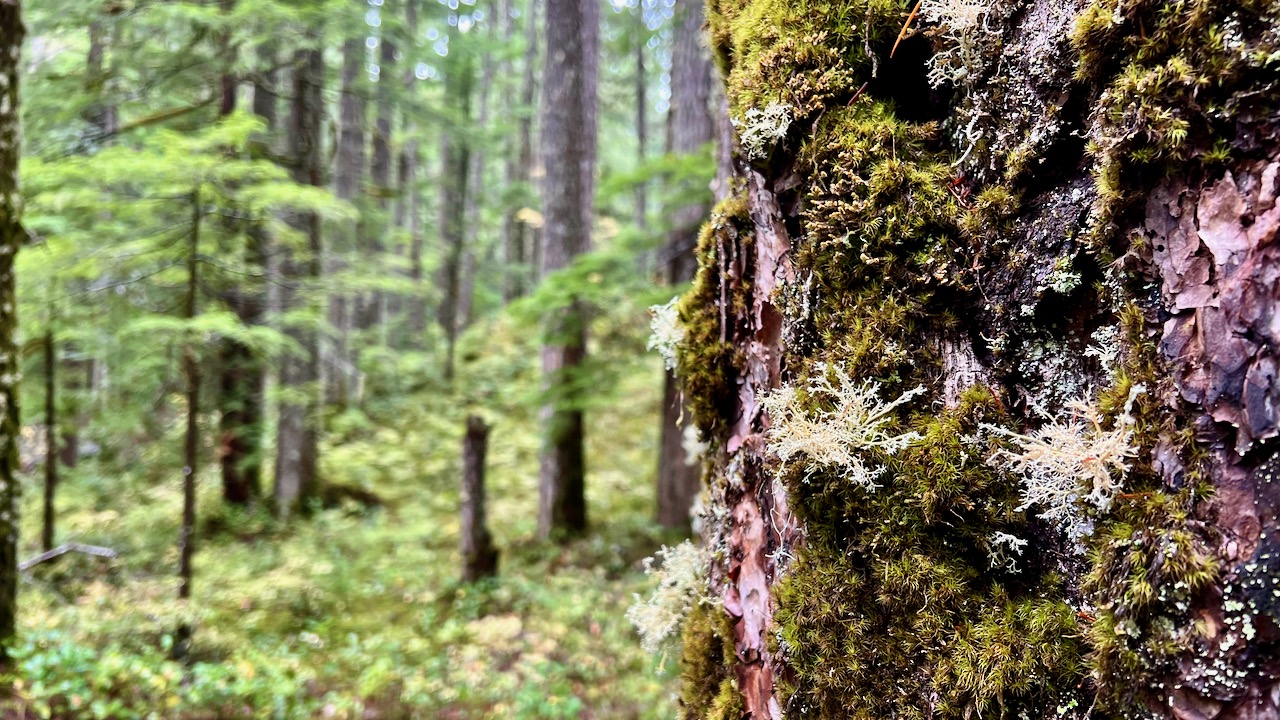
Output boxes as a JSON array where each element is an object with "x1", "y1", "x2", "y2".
[
  {"x1": 1148, "y1": 162, "x2": 1280, "y2": 456},
  {"x1": 710, "y1": 170, "x2": 801, "y2": 720}
]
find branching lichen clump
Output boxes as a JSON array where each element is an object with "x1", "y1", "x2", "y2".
[
  {"x1": 985, "y1": 386, "x2": 1144, "y2": 538},
  {"x1": 761, "y1": 363, "x2": 924, "y2": 489},
  {"x1": 626, "y1": 541, "x2": 710, "y2": 655}
]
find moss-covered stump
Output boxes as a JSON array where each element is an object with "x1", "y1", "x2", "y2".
[{"x1": 670, "y1": 0, "x2": 1280, "y2": 717}]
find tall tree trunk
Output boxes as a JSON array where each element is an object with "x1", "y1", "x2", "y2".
[
  {"x1": 460, "y1": 415, "x2": 498, "y2": 582},
  {"x1": 328, "y1": 20, "x2": 368, "y2": 406},
  {"x1": 436, "y1": 34, "x2": 475, "y2": 382},
  {"x1": 633, "y1": 13, "x2": 648, "y2": 233},
  {"x1": 536, "y1": 0, "x2": 598, "y2": 540},
  {"x1": 655, "y1": 0, "x2": 715, "y2": 530},
  {"x1": 0, "y1": 0, "x2": 23, "y2": 664},
  {"x1": 459, "y1": 40, "x2": 494, "y2": 335},
  {"x1": 274, "y1": 44, "x2": 324, "y2": 518},
  {"x1": 502, "y1": 0, "x2": 539, "y2": 302},
  {"x1": 217, "y1": 6, "x2": 266, "y2": 507},
  {"x1": 42, "y1": 328, "x2": 56, "y2": 552},
  {"x1": 362, "y1": 3, "x2": 397, "y2": 335},
  {"x1": 174, "y1": 188, "x2": 202, "y2": 661},
  {"x1": 675, "y1": 2, "x2": 1280, "y2": 719}
]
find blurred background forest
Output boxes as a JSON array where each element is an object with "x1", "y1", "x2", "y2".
[{"x1": 6, "y1": 0, "x2": 722, "y2": 716}]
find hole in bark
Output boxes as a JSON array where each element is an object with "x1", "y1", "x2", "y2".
[{"x1": 874, "y1": 35, "x2": 951, "y2": 123}]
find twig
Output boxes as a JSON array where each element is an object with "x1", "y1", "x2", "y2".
[
  {"x1": 891, "y1": 0, "x2": 923, "y2": 58},
  {"x1": 20, "y1": 543, "x2": 118, "y2": 571}
]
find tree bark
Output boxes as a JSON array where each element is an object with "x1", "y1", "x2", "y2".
[
  {"x1": 676, "y1": 1, "x2": 1280, "y2": 718},
  {"x1": 461, "y1": 415, "x2": 498, "y2": 583},
  {"x1": 327, "y1": 18, "x2": 367, "y2": 406},
  {"x1": 536, "y1": 0, "x2": 598, "y2": 540},
  {"x1": 360, "y1": 2, "x2": 396, "y2": 335},
  {"x1": 633, "y1": 12, "x2": 648, "y2": 233},
  {"x1": 0, "y1": 0, "x2": 23, "y2": 663},
  {"x1": 274, "y1": 43, "x2": 324, "y2": 518}
]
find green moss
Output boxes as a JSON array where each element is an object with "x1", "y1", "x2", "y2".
[
  {"x1": 1085, "y1": 488, "x2": 1219, "y2": 715},
  {"x1": 677, "y1": 601, "x2": 739, "y2": 720},
  {"x1": 708, "y1": 0, "x2": 905, "y2": 120},
  {"x1": 676, "y1": 195, "x2": 752, "y2": 438},
  {"x1": 1072, "y1": 0, "x2": 1280, "y2": 242},
  {"x1": 774, "y1": 388, "x2": 1088, "y2": 718}
]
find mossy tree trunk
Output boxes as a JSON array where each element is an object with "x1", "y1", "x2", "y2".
[
  {"x1": 672, "y1": 0, "x2": 1280, "y2": 718},
  {"x1": 0, "y1": 0, "x2": 21, "y2": 664}
]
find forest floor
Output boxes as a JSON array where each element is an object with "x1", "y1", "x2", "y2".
[{"x1": 5, "y1": 327, "x2": 679, "y2": 719}]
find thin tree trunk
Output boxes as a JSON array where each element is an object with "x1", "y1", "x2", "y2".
[
  {"x1": 459, "y1": 40, "x2": 494, "y2": 334},
  {"x1": 517, "y1": 0, "x2": 540, "y2": 294},
  {"x1": 274, "y1": 44, "x2": 324, "y2": 518},
  {"x1": 362, "y1": 3, "x2": 396, "y2": 334},
  {"x1": 461, "y1": 415, "x2": 498, "y2": 582},
  {"x1": 436, "y1": 35, "x2": 475, "y2": 381},
  {"x1": 0, "y1": 0, "x2": 23, "y2": 663},
  {"x1": 655, "y1": 0, "x2": 715, "y2": 530},
  {"x1": 633, "y1": 16, "x2": 648, "y2": 233},
  {"x1": 536, "y1": 0, "x2": 598, "y2": 540},
  {"x1": 174, "y1": 188, "x2": 202, "y2": 660},
  {"x1": 42, "y1": 328, "x2": 56, "y2": 553}
]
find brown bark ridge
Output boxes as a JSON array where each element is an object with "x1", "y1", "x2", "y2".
[
  {"x1": 536, "y1": 0, "x2": 599, "y2": 541},
  {"x1": 655, "y1": 0, "x2": 716, "y2": 531},
  {"x1": 460, "y1": 415, "x2": 499, "y2": 583},
  {"x1": 0, "y1": 0, "x2": 21, "y2": 662},
  {"x1": 673, "y1": 0, "x2": 1280, "y2": 717},
  {"x1": 274, "y1": 42, "x2": 324, "y2": 518}
]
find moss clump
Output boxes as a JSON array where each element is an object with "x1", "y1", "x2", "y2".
[
  {"x1": 676, "y1": 195, "x2": 752, "y2": 438},
  {"x1": 677, "y1": 601, "x2": 740, "y2": 720},
  {"x1": 707, "y1": 0, "x2": 904, "y2": 120},
  {"x1": 1072, "y1": 0, "x2": 1280, "y2": 241},
  {"x1": 774, "y1": 388, "x2": 1088, "y2": 718},
  {"x1": 1085, "y1": 488, "x2": 1219, "y2": 715}
]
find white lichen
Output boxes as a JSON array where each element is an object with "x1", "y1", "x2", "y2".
[
  {"x1": 625, "y1": 541, "x2": 709, "y2": 654},
  {"x1": 681, "y1": 423, "x2": 708, "y2": 467},
  {"x1": 647, "y1": 296, "x2": 684, "y2": 372},
  {"x1": 988, "y1": 531, "x2": 1028, "y2": 573},
  {"x1": 984, "y1": 385, "x2": 1145, "y2": 537},
  {"x1": 1084, "y1": 325, "x2": 1122, "y2": 373},
  {"x1": 922, "y1": 0, "x2": 995, "y2": 88},
  {"x1": 761, "y1": 363, "x2": 925, "y2": 489},
  {"x1": 731, "y1": 102, "x2": 792, "y2": 161}
]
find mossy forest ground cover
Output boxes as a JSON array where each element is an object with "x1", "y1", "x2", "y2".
[{"x1": 3, "y1": 321, "x2": 679, "y2": 719}]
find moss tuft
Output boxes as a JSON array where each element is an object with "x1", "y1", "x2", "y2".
[{"x1": 774, "y1": 388, "x2": 1089, "y2": 718}]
